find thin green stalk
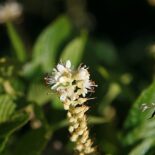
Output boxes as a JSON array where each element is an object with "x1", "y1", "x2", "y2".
[{"x1": 6, "y1": 22, "x2": 27, "y2": 62}]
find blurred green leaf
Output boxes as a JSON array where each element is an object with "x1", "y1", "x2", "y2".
[
  {"x1": 93, "y1": 40, "x2": 118, "y2": 66},
  {"x1": 6, "y1": 22, "x2": 27, "y2": 63},
  {"x1": 12, "y1": 105, "x2": 52, "y2": 155},
  {"x1": 98, "y1": 66, "x2": 110, "y2": 80},
  {"x1": 102, "y1": 83, "x2": 121, "y2": 105},
  {"x1": 129, "y1": 138, "x2": 155, "y2": 155},
  {"x1": 32, "y1": 15, "x2": 73, "y2": 72},
  {"x1": 61, "y1": 32, "x2": 87, "y2": 67},
  {"x1": 124, "y1": 80, "x2": 155, "y2": 129},
  {"x1": 28, "y1": 83, "x2": 51, "y2": 106},
  {"x1": 21, "y1": 62, "x2": 42, "y2": 78},
  {"x1": 33, "y1": 104, "x2": 49, "y2": 126},
  {"x1": 120, "y1": 73, "x2": 133, "y2": 85},
  {"x1": 88, "y1": 116, "x2": 109, "y2": 124},
  {"x1": 98, "y1": 82, "x2": 121, "y2": 115},
  {"x1": 51, "y1": 94, "x2": 63, "y2": 109},
  {"x1": 0, "y1": 113, "x2": 29, "y2": 152},
  {"x1": 124, "y1": 120, "x2": 155, "y2": 145},
  {"x1": 123, "y1": 81, "x2": 155, "y2": 153},
  {"x1": 12, "y1": 127, "x2": 52, "y2": 155},
  {"x1": 0, "y1": 95, "x2": 16, "y2": 123}
]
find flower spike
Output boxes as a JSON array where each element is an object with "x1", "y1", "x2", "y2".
[{"x1": 45, "y1": 60, "x2": 97, "y2": 155}]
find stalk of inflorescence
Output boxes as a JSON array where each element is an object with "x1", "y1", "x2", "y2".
[{"x1": 44, "y1": 60, "x2": 97, "y2": 155}]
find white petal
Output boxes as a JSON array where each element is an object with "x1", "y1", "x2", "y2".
[
  {"x1": 59, "y1": 77, "x2": 65, "y2": 83},
  {"x1": 57, "y1": 64, "x2": 65, "y2": 72},
  {"x1": 54, "y1": 74, "x2": 60, "y2": 80},
  {"x1": 78, "y1": 69, "x2": 89, "y2": 80},
  {"x1": 66, "y1": 60, "x2": 71, "y2": 68},
  {"x1": 84, "y1": 80, "x2": 91, "y2": 88}
]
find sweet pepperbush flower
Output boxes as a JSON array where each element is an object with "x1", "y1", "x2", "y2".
[
  {"x1": 45, "y1": 60, "x2": 97, "y2": 155},
  {"x1": 45, "y1": 60, "x2": 96, "y2": 105},
  {"x1": 0, "y1": 1, "x2": 22, "y2": 23}
]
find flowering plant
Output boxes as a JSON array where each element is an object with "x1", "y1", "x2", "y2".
[
  {"x1": 1, "y1": 1, "x2": 155, "y2": 155},
  {"x1": 45, "y1": 60, "x2": 97, "y2": 154}
]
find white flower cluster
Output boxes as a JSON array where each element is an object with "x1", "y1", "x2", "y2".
[
  {"x1": 0, "y1": 2, "x2": 22, "y2": 23},
  {"x1": 45, "y1": 60, "x2": 96, "y2": 110},
  {"x1": 45, "y1": 60, "x2": 97, "y2": 155}
]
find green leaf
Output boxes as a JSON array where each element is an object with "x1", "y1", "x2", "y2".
[
  {"x1": 33, "y1": 16, "x2": 73, "y2": 72},
  {"x1": 12, "y1": 105, "x2": 52, "y2": 155},
  {"x1": 124, "y1": 80, "x2": 155, "y2": 129},
  {"x1": 12, "y1": 127, "x2": 52, "y2": 155},
  {"x1": 28, "y1": 83, "x2": 52, "y2": 106},
  {"x1": 98, "y1": 82, "x2": 121, "y2": 114},
  {"x1": 129, "y1": 138, "x2": 155, "y2": 155},
  {"x1": 88, "y1": 116, "x2": 109, "y2": 124},
  {"x1": 124, "y1": 120, "x2": 155, "y2": 145},
  {"x1": 0, "y1": 95, "x2": 16, "y2": 123},
  {"x1": 98, "y1": 66, "x2": 110, "y2": 80},
  {"x1": 51, "y1": 94, "x2": 63, "y2": 109},
  {"x1": 93, "y1": 40, "x2": 118, "y2": 66},
  {"x1": 61, "y1": 32, "x2": 87, "y2": 67},
  {"x1": 0, "y1": 113, "x2": 29, "y2": 152},
  {"x1": 123, "y1": 81, "x2": 155, "y2": 153},
  {"x1": 21, "y1": 62, "x2": 42, "y2": 78},
  {"x1": 6, "y1": 22, "x2": 27, "y2": 62}
]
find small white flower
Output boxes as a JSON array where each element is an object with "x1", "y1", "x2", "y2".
[
  {"x1": 66, "y1": 60, "x2": 71, "y2": 68},
  {"x1": 0, "y1": 2, "x2": 23, "y2": 23},
  {"x1": 45, "y1": 60, "x2": 97, "y2": 105},
  {"x1": 78, "y1": 66, "x2": 90, "y2": 80},
  {"x1": 57, "y1": 64, "x2": 66, "y2": 73}
]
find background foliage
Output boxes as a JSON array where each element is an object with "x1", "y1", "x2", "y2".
[{"x1": 1, "y1": 0, "x2": 155, "y2": 154}]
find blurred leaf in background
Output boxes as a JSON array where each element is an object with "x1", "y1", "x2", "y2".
[{"x1": 23, "y1": 16, "x2": 73, "y2": 78}]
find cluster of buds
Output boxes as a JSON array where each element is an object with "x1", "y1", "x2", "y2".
[
  {"x1": 45, "y1": 60, "x2": 97, "y2": 155},
  {"x1": 68, "y1": 105, "x2": 95, "y2": 154},
  {"x1": 0, "y1": 1, "x2": 22, "y2": 23}
]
